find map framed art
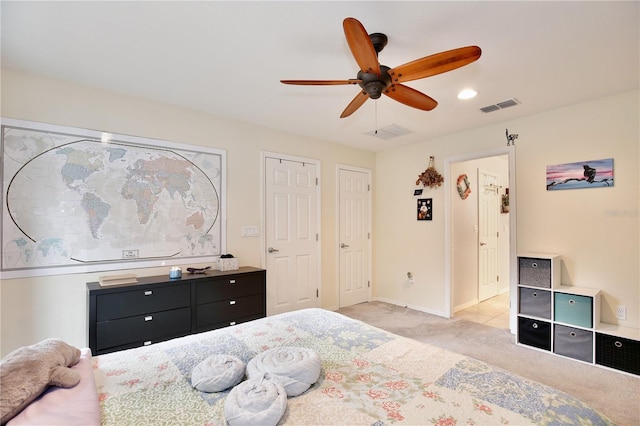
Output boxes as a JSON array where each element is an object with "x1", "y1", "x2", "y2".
[{"x1": 1, "y1": 118, "x2": 226, "y2": 279}]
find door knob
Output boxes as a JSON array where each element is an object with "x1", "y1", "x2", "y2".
[
  {"x1": 340, "y1": 243, "x2": 349, "y2": 248},
  {"x1": 268, "y1": 247, "x2": 279, "y2": 253},
  {"x1": 480, "y1": 242, "x2": 486, "y2": 246}
]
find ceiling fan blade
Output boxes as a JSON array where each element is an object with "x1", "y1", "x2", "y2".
[
  {"x1": 280, "y1": 79, "x2": 361, "y2": 86},
  {"x1": 389, "y1": 46, "x2": 482, "y2": 83},
  {"x1": 384, "y1": 84, "x2": 438, "y2": 111},
  {"x1": 340, "y1": 90, "x2": 369, "y2": 118},
  {"x1": 343, "y1": 17, "x2": 380, "y2": 75}
]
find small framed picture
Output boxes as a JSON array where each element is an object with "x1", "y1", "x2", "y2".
[
  {"x1": 413, "y1": 188, "x2": 423, "y2": 196},
  {"x1": 417, "y1": 198, "x2": 432, "y2": 221}
]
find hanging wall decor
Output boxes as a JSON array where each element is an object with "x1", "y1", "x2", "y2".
[
  {"x1": 416, "y1": 156, "x2": 444, "y2": 189},
  {"x1": 417, "y1": 198, "x2": 433, "y2": 221},
  {"x1": 457, "y1": 174, "x2": 471, "y2": 199},
  {"x1": 546, "y1": 158, "x2": 614, "y2": 190},
  {"x1": 1, "y1": 118, "x2": 226, "y2": 279},
  {"x1": 501, "y1": 188, "x2": 510, "y2": 213}
]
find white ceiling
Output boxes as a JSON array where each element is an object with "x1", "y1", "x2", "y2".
[{"x1": 2, "y1": 1, "x2": 638, "y2": 152}]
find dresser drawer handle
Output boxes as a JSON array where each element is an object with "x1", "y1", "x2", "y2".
[
  {"x1": 144, "y1": 291, "x2": 153, "y2": 296},
  {"x1": 229, "y1": 280, "x2": 236, "y2": 284},
  {"x1": 230, "y1": 321, "x2": 237, "y2": 326},
  {"x1": 615, "y1": 341, "x2": 623, "y2": 348},
  {"x1": 532, "y1": 292, "x2": 538, "y2": 297},
  {"x1": 531, "y1": 262, "x2": 538, "y2": 268},
  {"x1": 144, "y1": 341, "x2": 152, "y2": 346},
  {"x1": 569, "y1": 299, "x2": 575, "y2": 305},
  {"x1": 229, "y1": 300, "x2": 236, "y2": 305},
  {"x1": 532, "y1": 323, "x2": 538, "y2": 329},
  {"x1": 145, "y1": 316, "x2": 153, "y2": 321},
  {"x1": 570, "y1": 332, "x2": 576, "y2": 337}
]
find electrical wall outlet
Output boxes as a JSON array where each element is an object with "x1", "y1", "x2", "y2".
[{"x1": 616, "y1": 305, "x2": 627, "y2": 320}]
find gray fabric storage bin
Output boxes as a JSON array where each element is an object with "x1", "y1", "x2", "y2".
[
  {"x1": 518, "y1": 257, "x2": 552, "y2": 288},
  {"x1": 519, "y1": 287, "x2": 551, "y2": 319},
  {"x1": 554, "y1": 324, "x2": 593, "y2": 363}
]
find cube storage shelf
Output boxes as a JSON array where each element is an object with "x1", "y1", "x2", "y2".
[{"x1": 517, "y1": 253, "x2": 639, "y2": 376}]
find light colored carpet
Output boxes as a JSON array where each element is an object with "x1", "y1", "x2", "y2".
[{"x1": 337, "y1": 301, "x2": 640, "y2": 426}]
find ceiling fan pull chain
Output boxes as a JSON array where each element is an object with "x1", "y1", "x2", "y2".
[{"x1": 374, "y1": 100, "x2": 378, "y2": 134}]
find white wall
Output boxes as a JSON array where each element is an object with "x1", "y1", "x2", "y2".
[
  {"x1": 375, "y1": 90, "x2": 639, "y2": 329},
  {"x1": 0, "y1": 69, "x2": 376, "y2": 356}
]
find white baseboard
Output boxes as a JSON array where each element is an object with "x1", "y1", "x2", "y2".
[
  {"x1": 454, "y1": 299, "x2": 479, "y2": 313},
  {"x1": 373, "y1": 297, "x2": 447, "y2": 318}
]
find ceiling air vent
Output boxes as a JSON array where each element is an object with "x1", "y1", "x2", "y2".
[
  {"x1": 480, "y1": 98, "x2": 520, "y2": 113},
  {"x1": 366, "y1": 123, "x2": 413, "y2": 140},
  {"x1": 480, "y1": 105, "x2": 500, "y2": 113}
]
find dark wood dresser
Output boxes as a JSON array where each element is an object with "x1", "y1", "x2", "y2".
[{"x1": 87, "y1": 266, "x2": 266, "y2": 355}]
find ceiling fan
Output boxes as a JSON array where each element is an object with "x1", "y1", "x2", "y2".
[{"x1": 281, "y1": 17, "x2": 482, "y2": 118}]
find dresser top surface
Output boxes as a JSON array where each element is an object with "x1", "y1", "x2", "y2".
[{"x1": 87, "y1": 266, "x2": 265, "y2": 291}]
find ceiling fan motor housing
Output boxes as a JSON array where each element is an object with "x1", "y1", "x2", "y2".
[{"x1": 357, "y1": 65, "x2": 392, "y2": 99}]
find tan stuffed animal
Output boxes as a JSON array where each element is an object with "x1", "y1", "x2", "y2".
[{"x1": 0, "y1": 338, "x2": 81, "y2": 424}]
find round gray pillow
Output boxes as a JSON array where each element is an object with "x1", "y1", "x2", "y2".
[
  {"x1": 224, "y1": 378, "x2": 287, "y2": 426},
  {"x1": 191, "y1": 354, "x2": 245, "y2": 392},
  {"x1": 246, "y1": 346, "x2": 321, "y2": 397}
]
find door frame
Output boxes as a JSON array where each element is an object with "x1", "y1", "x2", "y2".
[
  {"x1": 261, "y1": 151, "x2": 322, "y2": 308},
  {"x1": 444, "y1": 146, "x2": 517, "y2": 333},
  {"x1": 336, "y1": 164, "x2": 373, "y2": 308}
]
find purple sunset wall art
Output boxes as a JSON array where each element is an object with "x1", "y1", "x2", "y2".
[{"x1": 546, "y1": 158, "x2": 614, "y2": 190}]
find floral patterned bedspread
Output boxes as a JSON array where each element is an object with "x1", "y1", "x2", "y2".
[{"x1": 93, "y1": 308, "x2": 612, "y2": 425}]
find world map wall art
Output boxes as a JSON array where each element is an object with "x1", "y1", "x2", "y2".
[
  {"x1": 546, "y1": 158, "x2": 614, "y2": 191},
  {"x1": 0, "y1": 118, "x2": 226, "y2": 278}
]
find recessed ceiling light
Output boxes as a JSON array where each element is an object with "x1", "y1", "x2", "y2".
[{"x1": 457, "y1": 89, "x2": 478, "y2": 100}]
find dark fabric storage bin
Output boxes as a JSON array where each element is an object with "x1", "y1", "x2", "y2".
[
  {"x1": 596, "y1": 333, "x2": 640, "y2": 375},
  {"x1": 519, "y1": 287, "x2": 551, "y2": 319},
  {"x1": 518, "y1": 257, "x2": 552, "y2": 288},
  {"x1": 518, "y1": 317, "x2": 551, "y2": 351},
  {"x1": 554, "y1": 324, "x2": 593, "y2": 363}
]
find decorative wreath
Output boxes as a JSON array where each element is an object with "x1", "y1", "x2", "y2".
[
  {"x1": 416, "y1": 156, "x2": 444, "y2": 189},
  {"x1": 457, "y1": 174, "x2": 471, "y2": 200}
]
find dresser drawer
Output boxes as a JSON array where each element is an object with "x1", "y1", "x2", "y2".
[
  {"x1": 196, "y1": 273, "x2": 264, "y2": 304},
  {"x1": 518, "y1": 257, "x2": 552, "y2": 288},
  {"x1": 196, "y1": 294, "x2": 264, "y2": 330},
  {"x1": 519, "y1": 287, "x2": 551, "y2": 319},
  {"x1": 596, "y1": 333, "x2": 640, "y2": 375},
  {"x1": 96, "y1": 307, "x2": 191, "y2": 351},
  {"x1": 518, "y1": 317, "x2": 551, "y2": 351},
  {"x1": 96, "y1": 283, "x2": 190, "y2": 321},
  {"x1": 554, "y1": 293, "x2": 592, "y2": 328},
  {"x1": 554, "y1": 324, "x2": 593, "y2": 363}
]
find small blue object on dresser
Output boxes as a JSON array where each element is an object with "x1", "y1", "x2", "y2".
[{"x1": 169, "y1": 267, "x2": 182, "y2": 279}]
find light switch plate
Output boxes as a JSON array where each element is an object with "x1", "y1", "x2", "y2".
[{"x1": 241, "y1": 226, "x2": 260, "y2": 237}]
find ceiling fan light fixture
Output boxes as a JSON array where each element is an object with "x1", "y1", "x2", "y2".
[
  {"x1": 457, "y1": 89, "x2": 478, "y2": 100},
  {"x1": 281, "y1": 17, "x2": 482, "y2": 118}
]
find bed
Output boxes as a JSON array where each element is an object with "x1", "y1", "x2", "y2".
[{"x1": 10, "y1": 308, "x2": 613, "y2": 425}]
